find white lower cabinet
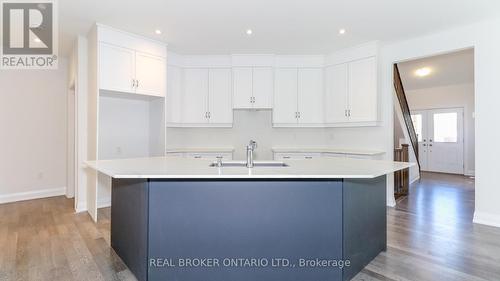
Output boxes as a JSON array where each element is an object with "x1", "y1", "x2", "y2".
[
  {"x1": 274, "y1": 152, "x2": 382, "y2": 161},
  {"x1": 273, "y1": 68, "x2": 324, "y2": 127},
  {"x1": 166, "y1": 152, "x2": 233, "y2": 160},
  {"x1": 274, "y1": 152, "x2": 321, "y2": 160}
]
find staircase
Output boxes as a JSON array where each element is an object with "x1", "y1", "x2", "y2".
[{"x1": 393, "y1": 64, "x2": 420, "y2": 195}]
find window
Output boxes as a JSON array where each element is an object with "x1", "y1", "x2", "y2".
[
  {"x1": 411, "y1": 114, "x2": 423, "y2": 142},
  {"x1": 433, "y1": 112, "x2": 458, "y2": 143}
]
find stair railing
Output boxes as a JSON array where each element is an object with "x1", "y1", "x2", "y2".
[{"x1": 393, "y1": 64, "x2": 421, "y2": 174}]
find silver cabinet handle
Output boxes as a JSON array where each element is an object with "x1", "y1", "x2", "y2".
[
  {"x1": 348, "y1": 109, "x2": 351, "y2": 117},
  {"x1": 283, "y1": 156, "x2": 291, "y2": 159},
  {"x1": 132, "y1": 79, "x2": 136, "y2": 88},
  {"x1": 194, "y1": 155, "x2": 202, "y2": 159},
  {"x1": 305, "y1": 156, "x2": 313, "y2": 159},
  {"x1": 136, "y1": 79, "x2": 139, "y2": 88}
]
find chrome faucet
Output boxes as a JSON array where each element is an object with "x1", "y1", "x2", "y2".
[{"x1": 246, "y1": 140, "x2": 258, "y2": 168}]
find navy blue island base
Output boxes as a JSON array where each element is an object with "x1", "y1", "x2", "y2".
[{"x1": 110, "y1": 176, "x2": 387, "y2": 281}]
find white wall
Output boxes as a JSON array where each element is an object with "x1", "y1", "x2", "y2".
[
  {"x1": 380, "y1": 18, "x2": 500, "y2": 227},
  {"x1": 0, "y1": 60, "x2": 69, "y2": 203},
  {"x1": 98, "y1": 93, "x2": 152, "y2": 159},
  {"x1": 406, "y1": 83, "x2": 475, "y2": 175}
]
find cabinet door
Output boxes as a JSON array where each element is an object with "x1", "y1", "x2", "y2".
[
  {"x1": 183, "y1": 68, "x2": 209, "y2": 124},
  {"x1": 274, "y1": 152, "x2": 321, "y2": 160},
  {"x1": 273, "y1": 68, "x2": 298, "y2": 125},
  {"x1": 232, "y1": 67, "x2": 253, "y2": 109},
  {"x1": 99, "y1": 43, "x2": 135, "y2": 93},
  {"x1": 349, "y1": 57, "x2": 377, "y2": 122},
  {"x1": 252, "y1": 67, "x2": 273, "y2": 109},
  {"x1": 135, "y1": 52, "x2": 166, "y2": 97},
  {"x1": 185, "y1": 152, "x2": 233, "y2": 160},
  {"x1": 298, "y1": 68, "x2": 324, "y2": 125},
  {"x1": 325, "y1": 64, "x2": 349, "y2": 123},
  {"x1": 208, "y1": 68, "x2": 233, "y2": 124},
  {"x1": 166, "y1": 65, "x2": 183, "y2": 124}
]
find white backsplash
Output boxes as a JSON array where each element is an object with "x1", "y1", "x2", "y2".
[{"x1": 166, "y1": 110, "x2": 385, "y2": 160}]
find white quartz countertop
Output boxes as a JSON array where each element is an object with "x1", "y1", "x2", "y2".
[
  {"x1": 166, "y1": 147, "x2": 234, "y2": 153},
  {"x1": 272, "y1": 146, "x2": 385, "y2": 155},
  {"x1": 85, "y1": 156, "x2": 414, "y2": 179}
]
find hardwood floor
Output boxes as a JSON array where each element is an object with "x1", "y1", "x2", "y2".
[
  {"x1": 0, "y1": 197, "x2": 135, "y2": 281},
  {"x1": 1, "y1": 172, "x2": 499, "y2": 281},
  {"x1": 354, "y1": 172, "x2": 500, "y2": 281}
]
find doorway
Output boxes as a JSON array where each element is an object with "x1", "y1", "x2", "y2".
[{"x1": 411, "y1": 107, "x2": 464, "y2": 174}]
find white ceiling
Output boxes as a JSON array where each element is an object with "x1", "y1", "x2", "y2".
[
  {"x1": 398, "y1": 49, "x2": 475, "y2": 91},
  {"x1": 59, "y1": 0, "x2": 500, "y2": 56}
]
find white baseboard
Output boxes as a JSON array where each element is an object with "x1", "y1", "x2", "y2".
[
  {"x1": 465, "y1": 170, "x2": 475, "y2": 177},
  {"x1": 75, "y1": 201, "x2": 88, "y2": 213},
  {"x1": 473, "y1": 211, "x2": 500, "y2": 228},
  {"x1": 410, "y1": 175, "x2": 420, "y2": 185},
  {"x1": 0, "y1": 187, "x2": 66, "y2": 204}
]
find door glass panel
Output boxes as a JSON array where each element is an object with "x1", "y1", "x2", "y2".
[
  {"x1": 411, "y1": 114, "x2": 423, "y2": 142},
  {"x1": 433, "y1": 112, "x2": 457, "y2": 143}
]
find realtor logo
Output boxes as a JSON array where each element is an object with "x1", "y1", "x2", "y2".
[{"x1": 1, "y1": 0, "x2": 58, "y2": 69}]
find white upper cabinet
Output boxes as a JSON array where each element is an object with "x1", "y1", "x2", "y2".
[
  {"x1": 98, "y1": 28, "x2": 166, "y2": 97},
  {"x1": 252, "y1": 68, "x2": 273, "y2": 108},
  {"x1": 297, "y1": 68, "x2": 324, "y2": 125},
  {"x1": 135, "y1": 51, "x2": 166, "y2": 97},
  {"x1": 324, "y1": 56, "x2": 377, "y2": 125},
  {"x1": 233, "y1": 68, "x2": 253, "y2": 109},
  {"x1": 208, "y1": 68, "x2": 233, "y2": 125},
  {"x1": 99, "y1": 43, "x2": 135, "y2": 93},
  {"x1": 171, "y1": 67, "x2": 233, "y2": 127},
  {"x1": 166, "y1": 65, "x2": 183, "y2": 124},
  {"x1": 273, "y1": 68, "x2": 324, "y2": 127},
  {"x1": 325, "y1": 63, "x2": 349, "y2": 123},
  {"x1": 233, "y1": 67, "x2": 273, "y2": 109},
  {"x1": 348, "y1": 57, "x2": 377, "y2": 122},
  {"x1": 183, "y1": 68, "x2": 209, "y2": 124},
  {"x1": 273, "y1": 68, "x2": 298, "y2": 125}
]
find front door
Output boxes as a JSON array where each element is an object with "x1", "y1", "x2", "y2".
[{"x1": 411, "y1": 108, "x2": 464, "y2": 174}]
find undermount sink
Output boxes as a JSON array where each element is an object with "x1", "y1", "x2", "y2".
[{"x1": 209, "y1": 160, "x2": 289, "y2": 168}]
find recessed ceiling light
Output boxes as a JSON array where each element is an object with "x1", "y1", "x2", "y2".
[
  {"x1": 415, "y1": 67, "x2": 432, "y2": 77},
  {"x1": 155, "y1": 29, "x2": 162, "y2": 35},
  {"x1": 34, "y1": 37, "x2": 41, "y2": 43},
  {"x1": 246, "y1": 29, "x2": 253, "y2": 35},
  {"x1": 338, "y1": 29, "x2": 346, "y2": 35}
]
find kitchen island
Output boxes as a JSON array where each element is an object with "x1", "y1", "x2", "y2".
[{"x1": 86, "y1": 157, "x2": 412, "y2": 281}]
